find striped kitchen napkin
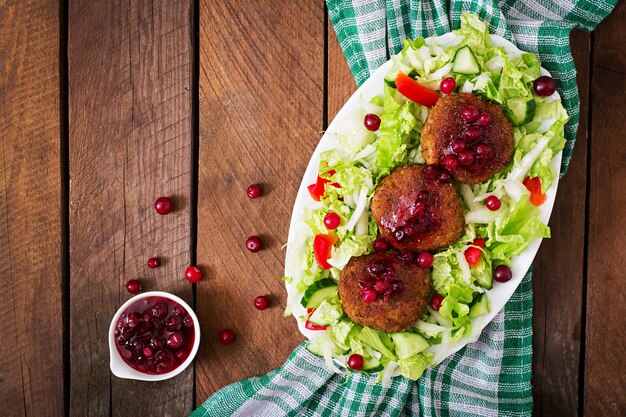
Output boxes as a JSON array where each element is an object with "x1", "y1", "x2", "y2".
[{"x1": 192, "y1": 1, "x2": 616, "y2": 416}]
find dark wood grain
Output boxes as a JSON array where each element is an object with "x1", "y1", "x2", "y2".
[
  {"x1": 0, "y1": 1, "x2": 63, "y2": 416},
  {"x1": 585, "y1": 1, "x2": 626, "y2": 415},
  {"x1": 68, "y1": 1, "x2": 193, "y2": 415},
  {"x1": 196, "y1": 0, "x2": 324, "y2": 398},
  {"x1": 327, "y1": 19, "x2": 356, "y2": 122},
  {"x1": 531, "y1": 29, "x2": 590, "y2": 417}
]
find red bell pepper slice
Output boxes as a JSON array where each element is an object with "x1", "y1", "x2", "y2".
[
  {"x1": 395, "y1": 72, "x2": 440, "y2": 108},
  {"x1": 472, "y1": 238, "x2": 485, "y2": 248},
  {"x1": 523, "y1": 176, "x2": 547, "y2": 207},
  {"x1": 313, "y1": 233, "x2": 337, "y2": 270},
  {"x1": 464, "y1": 247, "x2": 482, "y2": 268},
  {"x1": 305, "y1": 320, "x2": 328, "y2": 331},
  {"x1": 307, "y1": 170, "x2": 339, "y2": 201}
]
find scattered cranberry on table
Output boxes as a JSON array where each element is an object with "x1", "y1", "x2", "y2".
[
  {"x1": 323, "y1": 212, "x2": 341, "y2": 230},
  {"x1": 147, "y1": 257, "x2": 160, "y2": 269},
  {"x1": 416, "y1": 252, "x2": 434, "y2": 268},
  {"x1": 154, "y1": 197, "x2": 173, "y2": 215},
  {"x1": 253, "y1": 295, "x2": 269, "y2": 311},
  {"x1": 218, "y1": 328, "x2": 235, "y2": 345},
  {"x1": 364, "y1": 113, "x2": 381, "y2": 131},
  {"x1": 125, "y1": 279, "x2": 142, "y2": 295},
  {"x1": 429, "y1": 294, "x2": 444, "y2": 311},
  {"x1": 533, "y1": 76, "x2": 556, "y2": 97},
  {"x1": 494, "y1": 264, "x2": 513, "y2": 283},
  {"x1": 245, "y1": 236, "x2": 263, "y2": 252},
  {"x1": 485, "y1": 195, "x2": 502, "y2": 211},
  {"x1": 440, "y1": 77, "x2": 456, "y2": 94},
  {"x1": 347, "y1": 353, "x2": 364, "y2": 371},
  {"x1": 246, "y1": 183, "x2": 262, "y2": 199},
  {"x1": 184, "y1": 266, "x2": 203, "y2": 283}
]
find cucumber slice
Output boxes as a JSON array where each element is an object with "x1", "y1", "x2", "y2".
[
  {"x1": 301, "y1": 278, "x2": 338, "y2": 309},
  {"x1": 390, "y1": 332, "x2": 430, "y2": 360},
  {"x1": 362, "y1": 356, "x2": 383, "y2": 372},
  {"x1": 307, "y1": 299, "x2": 342, "y2": 326},
  {"x1": 469, "y1": 293, "x2": 491, "y2": 318},
  {"x1": 505, "y1": 98, "x2": 537, "y2": 126},
  {"x1": 452, "y1": 46, "x2": 480, "y2": 75}
]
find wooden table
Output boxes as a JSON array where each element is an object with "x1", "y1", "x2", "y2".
[{"x1": 1, "y1": 1, "x2": 624, "y2": 416}]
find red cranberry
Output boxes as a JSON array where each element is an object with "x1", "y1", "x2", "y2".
[
  {"x1": 364, "y1": 113, "x2": 381, "y2": 131},
  {"x1": 367, "y1": 261, "x2": 386, "y2": 276},
  {"x1": 440, "y1": 77, "x2": 456, "y2": 94},
  {"x1": 183, "y1": 315, "x2": 194, "y2": 328},
  {"x1": 151, "y1": 335, "x2": 167, "y2": 349},
  {"x1": 175, "y1": 349, "x2": 187, "y2": 361},
  {"x1": 127, "y1": 312, "x2": 140, "y2": 328},
  {"x1": 218, "y1": 328, "x2": 235, "y2": 345},
  {"x1": 323, "y1": 212, "x2": 341, "y2": 230},
  {"x1": 437, "y1": 170, "x2": 452, "y2": 184},
  {"x1": 167, "y1": 332, "x2": 184, "y2": 349},
  {"x1": 362, "y1": 289, "x2": 377, "y2": 303},
  {"x1": 533, "y1": 76, "x2": 556, "y2": 97},
  {"x1": 247, "y1": 183, "x2": 262, "y2": 199},
  {"x1": 461, "y1": 106, "x2": 480, "y2": 123},
  {"x1": 154, "y1": 197, "x2": 173, "y2": 215},
  {"x1": 165, "y1": 314, "x2": 182, "y2": 331},
  {"x1": 373, "y1": 237, "x2": 389, "y2": 253},
  {"x1": 147, "y1": 257, "x2": 160, "y2": 269},
  {"x1": 185, "y1": 265, "x2": 203, "y2": 283},
  {"x1": 254, "y1": 295, "x2": 269, "y2": 310},
  {"x1": 150, "y1": 302, "x2": 168, "y2": 319},
  {"x1": 398, "y1": 250, "x2": 415, "y2": 265},
  {"x1": 173, "y1": 304, "x2": 186, "y2": 316},
  {"x1": 441, "y1": 154, "x2": 459, "y2": 171},
  {"x1": 246, "y1": 236, "x2": 263, "y2": 252},
  {"x1": 451, "y1": 139, "x2": 466, "y2": 154},
  {"x1": 463, "y1": 125, "x2": 481, "y2": 142},
  {"x1": 416, "y1": 252, "x2": 434, "y2": 268},
  {"x1": 485, "y1": 196, "x2": 502, "y2": 211},
  {"x1": 429, "y1": 294, "x2": 444, "y2": 311},
  {"x1": 458, "y1": 150, "x2": 474, "y2": 166},
  {"x1": 423, "y1": 165, "x2": 440, "y2": 181},
  {"x1": 477, "y1": 113, "x2": 491, "y2": 127},
  {"x1": 475, "y1": 143, "x2": 493, "y2": 160},
  {"x1": 125, "y1": 279, "x2": 142, "y2": 295},
  {"x1": 347, "y1": 353, "x2": 364, "y2": 371},
  {"x1": 143, "y1": 347, "x2": 154, "y2": 358},
  {"x1": 494, "y1": 265, "x2": 513, "y2": 283},
  {"x1": 373, "y1": 280, "x2": 388, "y2": 294}
]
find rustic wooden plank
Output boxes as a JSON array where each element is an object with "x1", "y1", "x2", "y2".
[
  {"x1": 531, "y1": 29, "x2": 590, "y2": 416},
  {"x1": 196, "y1": 0, "x2": 324, "y2": 398},
  {"x1": 585, "y1": 2, "x2": 626, "y2": 415},
  {"x1": 327, "y1": 19, "x2": 356, "y2": 122},
  {"x1": 68, "y1": 1, "x2": 193, "y2": 415},
  {"x1": 0, "y1": 1, "x2": 64, "y2": 416}
]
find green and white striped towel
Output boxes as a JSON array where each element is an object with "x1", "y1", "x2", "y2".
[{"x1": 192, "y1": 1, "x2": 615, "y2": 416}]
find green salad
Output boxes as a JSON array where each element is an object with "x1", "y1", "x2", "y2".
[{"x1": 284, "y1": 13, "x2": 568, "y2": 382}]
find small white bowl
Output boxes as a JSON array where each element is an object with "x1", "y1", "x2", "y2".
[{"x1": 108, "y1": 291, "x2": 200, "y2": 381}]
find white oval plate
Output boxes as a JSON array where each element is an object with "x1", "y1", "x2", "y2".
[{"x1": 285, "y1": 34, "x2": 561, "y2": 369}]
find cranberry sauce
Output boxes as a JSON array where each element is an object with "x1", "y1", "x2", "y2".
[
  {"x1": 380, "y1": 190, "x2": 440, "y2": 244},
  {"x1": 358, "y1": 259, "x2": 404, "y2": 302},
  {"x1": 445, "y1": 105, "x2": 495, "y2": 173},
  {"x1": 114, "y1": 296, "x2": 195, "y2": 374}
]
